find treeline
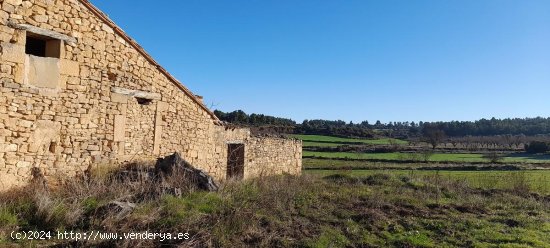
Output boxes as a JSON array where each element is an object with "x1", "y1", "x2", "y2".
[
  {"x1": 300, "y1": 117, "x2": 550, "y2": 138},
  {"x1": 215, "y1": 110, "x2": 550, "y2": 138},
  {"x1": 214, "y1": 110, "x2": 296, "y2": 126},
  {"x1": 298, "y1": 120, "x2": 374, "y2": 138},
  {"x1": 421, "y1": 118, "x2": 550, "y2": 136}
]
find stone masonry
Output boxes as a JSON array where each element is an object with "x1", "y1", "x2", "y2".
[{"x1": 0, "y1": 0, "x2": 302, "y2": 190}]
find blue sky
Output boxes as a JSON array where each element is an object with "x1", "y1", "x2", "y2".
[{"x1": 90, "y1": 0, "x2": 550, "y2": 123}]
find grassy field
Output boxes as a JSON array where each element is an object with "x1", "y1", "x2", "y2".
[
  {"x1": 302, "y1": 158, "x2": 548, "y2": 171},
  {"x1": 303, "y1": 151, "x2": 550, "y2": 163},
  {"x1": 297, "y1": 135, "x2": 550, "y2": 163},
  {"x1": 1, "y1": 172, "x2": 549, "y2": 247},
  {"x1": 292, "y1": 134, "x2": 407, "y2": 147},
  {"x1": 306, "y1": 169, "x2": 550, "y2": 194},
  {"x1": 302, "y1": 141, "x2": 343, "y2": 147},
  {"x1": 304, "y1": 158, "x2": 420, "y2": 170},
  {"x1": 290, "y1": 134, "x2": 550, "y2": 246}
]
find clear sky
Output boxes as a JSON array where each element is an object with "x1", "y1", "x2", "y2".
[{"x1": 90, "y1": 0, "x2": 549, "y2": 123}]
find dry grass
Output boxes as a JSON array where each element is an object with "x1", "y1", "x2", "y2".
[{"x1": 0, "y1": 165, "x2": 549, "y2": 247}]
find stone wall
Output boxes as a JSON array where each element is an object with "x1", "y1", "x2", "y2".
[
  {"x1": 245, "y1": 137, "x2": 302, "y2": 179},
  {"x1": 0, "y1": 0, "x2": 301, "y2": 190}
]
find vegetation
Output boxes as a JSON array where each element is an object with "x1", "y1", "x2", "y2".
[
  {"x1": 214, "y1": 110, "x2": 296, "y2": 126},
  {"x1": 420, "y1": 117, "x2": 550, "y2": 137},
  {"x1": 525, "y1": 141, "x2": 550, "y2": 154},
  {"x1": 298, "y1": 119, "x2": 373, "y2": 138},
  {"x1": 422, "y1": 126, "x2": 446, "y2": 149},
  {"x1": 294, "y1": 134, "x2": 550, "y2": 165},
  {"x1": 303, "y1": 151, "x2": 550, "y2": 163},
  {"x1": 482, "y1": 151, "x2": 505, "y2": 163},
  {"x1": 302, "y1": 158, "x2": 542, "y2": 171},
  {"x1": 306, "y1": 170, "x2": 550, "y2": 194},
  {"x1": 216, "y1": 110, "x2": 550, "y2": 140},
  {"x1": 298, "y1": 117, "x2": 550, "y2": 138},
  {"x1": 1, "y1": 170, "x2": 548, "y2": 247},
  {"x1": 293, "y1": 135, "x2": 407, "y2": 146}
]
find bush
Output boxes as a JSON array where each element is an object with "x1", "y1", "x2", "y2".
[
  {"x1": 524, "y1": 141, "x2": 549, "y2": 154},
  {"x1": 421, "y1": 150, "x2": 435, "y2": 162},
  {"x1": 323, "y1": 174, "x2": 361, "y2": 184},
  {"x1": 363, "y1": 174, "x2": 392, "y2": 185},
  {"x1": 483, "y1": 152, "x2": 504, "y2": 163}
]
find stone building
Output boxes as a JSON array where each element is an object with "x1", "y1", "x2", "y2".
[{"x1": 0, "y1": 0, "x2": 302, "y2": 189}]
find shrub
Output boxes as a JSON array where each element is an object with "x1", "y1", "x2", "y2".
[
  {"x1": 0, "y1": 207, "x2": 18, "y2": 226},
  {"x1": 421, "y1": 150, "x2": 434, "y2": 162},
  {"x1": 399, "y1": 153, "x2": 423, "y2": 162},
  {"x1": 363, "y1": 174, "x2": 392, "y2": 186},
  {"x1": 323, "y1": 174, "x2": 361, "y2": 184},
  {"x1": 508, "y1": 172, "x2": 530, "y2": 194},
  {"x1": 483, "y1": 152, "x2": 504, "y2": 163},
  {"x1": 524, "y1": 141, "x2": 549, "y2": 154}
]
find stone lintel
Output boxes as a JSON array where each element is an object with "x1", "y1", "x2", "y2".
[
  {"x1": 111, "y1": 87, "x2": 161, "y2": 100},
  {"x1": 8, "y1": 22, "x2": 77, "y2": 45}
]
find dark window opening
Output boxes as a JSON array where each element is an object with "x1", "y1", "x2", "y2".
[
  {"x1": 136, "y1": 97, "x2": 153, "y2": 105},
  {"x1": 49, "y1": 142, "x2": 57, "y2": 153},
  {"x1": 227, "y1": 144, "x2": 245, "y2": 180},
  {"x1": 26, "y1": 36, "x2": 46, "y2": 57},
  {"x1": 25, "y1": 34, "x2": 61, "y2": 58}
]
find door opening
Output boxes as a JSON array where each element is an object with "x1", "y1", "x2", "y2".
[{"x1": 227, "y1": 144, "x2": 245, "y2": 180}]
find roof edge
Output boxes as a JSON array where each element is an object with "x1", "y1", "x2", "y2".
[{"x1": 77, "y1": 0, "x2": 221, "y2": 123}]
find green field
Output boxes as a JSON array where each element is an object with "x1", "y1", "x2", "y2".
[
  {"x1": 302, "y1": 158, "x2": 546, "y2": 170},
  {"x1": 306, "y1": 169, "x2": 550, "y2": 194},
  {"x1": 292, "y1": 134, "x2": 407, "y2": 147},
  {"x1": 304, "y1": 151, "x2": 550, "y2": 163},
  {"x1": 298, "y1": 134, "x2": 550, "y2": 195},
  {"x1": 304, "y1": 158, "x2": 418, "y2": 169},
  {"x1": 302, "y1": 141, "x2": 343, "y2": 147}
]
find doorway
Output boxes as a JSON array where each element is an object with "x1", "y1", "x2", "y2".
[{"x1": 227, "y1": 144, "x2": 245, "y2": 180}]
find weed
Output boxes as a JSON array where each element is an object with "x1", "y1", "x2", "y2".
[{"x1": 0, "y1": 168, "x2": 548, "y2": 247}]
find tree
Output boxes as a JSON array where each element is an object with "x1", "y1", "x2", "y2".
[
  {"x1": 483, "y1": 152, "x2": 504, "y2": 163},
  {"x1": 423, "y1": 126, "x2": 446, "y2": 149},
  {"x1": 524, "y1": 141, "x2": 549, "y2": 154}
]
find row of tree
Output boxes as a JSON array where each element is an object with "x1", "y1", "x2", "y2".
[
  {"x1": 419, "y1": 118, "x2": 550, "y2": 137},
  {"x1": 298, "y1": 119, "x2": 374, "y2": 138},
  {"x1": 214, "y1": 110, "x2": 296, "y2": 126},
  {"x1": 215, "y1": 110, "x2": 550, "y2": 138}
]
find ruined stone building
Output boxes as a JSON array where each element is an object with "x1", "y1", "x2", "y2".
[{"x1": 0, "y1": 0, "x2": 302, "y2": 189}]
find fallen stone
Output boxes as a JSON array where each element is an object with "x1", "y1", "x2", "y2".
[{"x1": 155, "y1": 152, "x2": 219, "y2": 192}]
